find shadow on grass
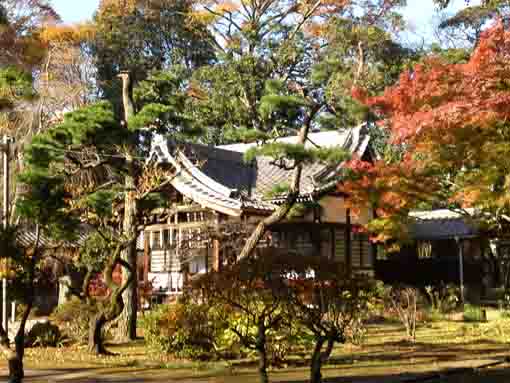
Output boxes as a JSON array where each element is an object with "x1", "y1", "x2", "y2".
[
  {"x1": 230, "y1": 339, "x2": 506, "y2": 371},
  {"x1": 274, "y1": 363, "x2": 510, "y2": 383}
]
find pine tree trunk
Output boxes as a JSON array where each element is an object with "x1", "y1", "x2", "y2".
[
  {"x1": 1, "y1": 299, "x2": 33, "y2": 383},
  {"x1": 310, "y1": 337, "x2": 325, "y2": 383},
  {"x1": 6, "y1": 350, "x2": 23, "y2": 383},
  {"x1": 322, "y1": 338, "x2": 335, "y2": 362},
  {"x1": 0, "y1": 335, "x2": 22, "y2": 383},
  {"x1": 116, "y1": 71, "x2": 138, "y2": 342},
  {"x1": 116, "y1": 171, "x2": 138, "y2": 342}
]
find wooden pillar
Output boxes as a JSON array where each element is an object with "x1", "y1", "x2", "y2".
[
  {"x1": 143, "y1": 231, "x2": 150, "y2": 286},
  {"x1": 345, "y1": 208, "x2": 352, "y2": 276},
  {"x1": 330, "y1": 227, "x2": 335, "y2": 260},
  {"x1": 212, "y1": 212, "x2": 221, "y2": 271},
  {"x1": 212, "y1": 239, "x2": 221, "y2": 271},
  {"x1": 455, "y1": 237, "x2": 465, "y2": 306}
]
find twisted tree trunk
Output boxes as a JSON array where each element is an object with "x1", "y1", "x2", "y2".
[
  {"x1": 116, "y1": 180, "x2": 138, "y2": 342},
  {"x1": 0, "y1": 226, "x2": 39, "y2": 382},
  {"x1": 310, "y1": 335, "x2": 336, "y2": 383},
  {"x1": 0, "y1": 313, "x2": 31, "y2": 383},
  {"x1": 89, "y1": 244, "x2": 134, "y2": 354},
  {"x1": 89, "y1": 313, "x2": 108, "y2": 355}
]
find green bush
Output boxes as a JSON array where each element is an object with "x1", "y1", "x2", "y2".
[
  {"x1": 423, "y1": 308, "x2": 445, "y2": 322},
  {"x1": 221, "y1": 309, "x2": 313, "y2": 364},
  {"x1": 50, "y1": 298, "x2": 96, "y2": 345},
  {"x1": 26, "y1": 321, "x2": 63, "y2": 347},
  {"x1": 141, "y1": 301, "x2": 313, "y2": 363},
  {"x1": 463, "y1": 304, "x2": 485, "y2": 322},
  {"x1": 425, "y1": 284, "x2": 460, "y2": 314},
  {"x1": 142, "y1": 301, "x2": 230, "y2": 360}
]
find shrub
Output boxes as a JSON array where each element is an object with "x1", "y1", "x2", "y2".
[
  {"x1": 463, "y1": 304, "x2": 485, "y2": 322},
  {"x1": 142, "y1": 301, "x2": 230, "y2": 360},
  {"x1": 222, "y1": 308, "x2": 313, "y2": 364},
  {"x1": 142, "y1": 300, "x2": 312, "y2": 363},
  {"x1": 423, "y1": 307, "x2": 445, "y2": 322},
  {"x1": 50, "y1": 298, "x2": 96, "y2": 345},
  {"x1": 26, "y1": 322, "x2": 63, "y2": 347},
  {"x1": 425, "y1": 284, "x2": 460, "y2": 314}
]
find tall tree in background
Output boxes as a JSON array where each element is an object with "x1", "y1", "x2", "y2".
[
  {"x1": 92, "y1": 0, "x2": 214, "y2": 107},
  {"x1": 184, "y1": 0, "x2": 410, "y2": 145},
  {"x1": 0, "y1": 0, "x2": 59, "y2": 68},
  {"x1": 0, "y1": 0, "x2": 61, "y2": 221},
  {"x1": 434, "y1": 1, "x2": 509, "y2": 48},
  {"x1": 90, "y1": 0, "x2": 215, "y2": 340}
]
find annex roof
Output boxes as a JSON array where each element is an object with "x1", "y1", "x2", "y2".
[{"x1": 409, "y1": 209, "x2": 479, "y2": 240}]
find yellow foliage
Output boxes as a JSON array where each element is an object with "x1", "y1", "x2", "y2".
[
  {"x1": 98, "y1": 0, "x2": 138, "y2": 16},
  {"x1": 188, "y1": 9, "x2": 217, "y2": 26},
  {"x1": 40, "y1": 23, "x2": 96, "y2": 44}
]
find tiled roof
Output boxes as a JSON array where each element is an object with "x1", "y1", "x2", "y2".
[
  {"x1": 409, "y1": 209, "x2": 479, "y2": 240},
  {"x1": 16, "y1": 227, "x2": 145, "y2": 250},
  {"x1": 219, "y1": 128, "x2": 367, "y2": 153},
  {"x1": 149, "y1": 125, "x2": 371, "y2": 215},
  {"x1": 409, "y1": 209, "x2": 476, "y2": 221},
  {"x1": 15, "y1": 226, "x2": 88, "y2": 249},
  {"x1": 150, "y1": 139, "x2": 275, "y2": 216},
  {"x1": 218, "y1": 125, "x2": 371, "y2": 198}
]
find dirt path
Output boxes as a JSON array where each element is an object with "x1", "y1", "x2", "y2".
[{"x1": 1, "y1": 359, "x2": 507, "y2": 383}]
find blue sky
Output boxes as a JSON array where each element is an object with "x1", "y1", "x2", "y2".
[{"x1": 51, "y1": 0, "x2": 474, "y2": 42}]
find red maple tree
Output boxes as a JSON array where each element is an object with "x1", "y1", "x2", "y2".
[{"x1": 343, "y1": 20, "x2": 510, "y2": 243}]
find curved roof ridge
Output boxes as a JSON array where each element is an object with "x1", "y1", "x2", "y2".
[
  {"x1": 176, "y1": 151, "x2": 234, "y2": 198},
  {"x1": 149, "y1": 138, "x2": 274, "y2": 216}
]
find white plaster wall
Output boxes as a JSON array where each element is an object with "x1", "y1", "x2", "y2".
[
  {"x1": 148, "y1": 272, "x2": 183, "y2": 293},
  {"x1": 312, "y1": 196, "x2": 370, "y2": 225},
  {"x1": 190, "y1": 255, "x2": 207, "y2": 274}
]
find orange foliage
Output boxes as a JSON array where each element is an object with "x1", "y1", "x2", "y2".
[
  {"x1": 345, "y1": 20, "x2": 510, "y2": 241},
  {"x1": 364, "y1": 20, "x2": 510, "y2": 144}
]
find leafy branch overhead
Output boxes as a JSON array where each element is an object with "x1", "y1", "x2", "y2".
[{"x1": 244, "y1": 142, "x2": 350, "y2": 168}]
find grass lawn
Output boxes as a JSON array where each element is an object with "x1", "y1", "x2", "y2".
[{"x1": 4, "y1": 318, "x2": 510, "y2": 382}]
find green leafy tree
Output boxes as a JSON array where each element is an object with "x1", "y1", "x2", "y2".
[
  {"x1": 0, "y1": 162, "x2": 77, "y2": 382},
  {"x1": 20, "y1": 60, "x2": 197, "y2": 342},
  {"x1": 435, "y1": 1, "x2": 510, "y2": 48},
  {"x1": 91, "y1": 0, "x2": 214, "y2": 108}
]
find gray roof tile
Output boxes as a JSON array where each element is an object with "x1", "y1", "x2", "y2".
[
  {"x1": 149, "y1": 125, "x2": 371, "y2": 215},
  {"x1": 409, "y1": 210, "x2": 479, "y2": 240}
]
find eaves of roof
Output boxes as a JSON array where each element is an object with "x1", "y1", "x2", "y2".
[
  {"x1": 409, "y1": 209, "x2": 480, "y2": 240},
  {"x1": 151, "y1": 138, "x2": 275, "y2": 216}
]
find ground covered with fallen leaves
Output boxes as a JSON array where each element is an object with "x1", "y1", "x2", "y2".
[{"x1": 3, "y1": 318, "x2": 510, "y2": 382}]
